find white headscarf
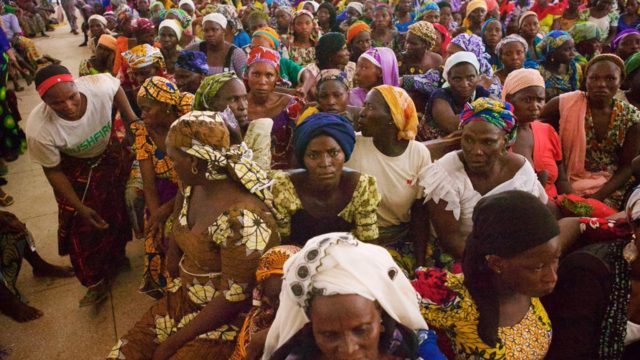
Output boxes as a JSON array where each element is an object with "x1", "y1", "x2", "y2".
[
  {"x1": 443, "y1": 51, "x2": 480, "y2": 82},
  {"x1": 178, "y1": 0, "x2": 195, "y2": 12},
  {"x1": 301, "y1": 0, "x2": 320, "y2": 12},
  {"x1": 88, "y1": 14, "x2": 108, "y2": 27},
  {"x1": 203, "y1": 13, "x2": 228, "y2": 30},
  {"x1": 262, "y1": 232, "x2": 428, "y2": 359},
  {"x1": 159, "y1": 19, "x2": 183, "y2": 41},
  {"x1": 346, "y1": 2, "x2": 364, "y2": 15}
]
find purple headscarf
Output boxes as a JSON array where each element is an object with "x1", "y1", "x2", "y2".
[
  {"x1": 359, "y1": 47, "x2": 400, "y2": 87},
  {"x1": 611, "y1": 29, "x2": 640, "y2": 52},
  {"x1": 450, "y1": 33, "x2": 492, "y2": 76}
]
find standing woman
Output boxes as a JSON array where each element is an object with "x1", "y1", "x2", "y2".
[
  {"x1": 79, "y1": 35, "x2": 117, "y2": 76},
  {"x1": 350, "y1": 47, "x2": 399, "y2": 107},
  {"x1": 541, "y1": 54, "x2": 640, "y2": 209},
  {"x1": 579, "y1": 0, "x2": 618, "y2": 46},
  {"x1": 158, "y1": 19, "x2": 182, "y2": 75},
  {"x1": 370, "y1": 4, "x2": 399, "y2": 51},
  {"x1": 186, "y1": 13, "x2": 247, "y2": 76},
  {"x1": 537, "y1": 30, "x2": 581, "y2": 101},
  {"x1": 134, "y1": 76, "x2": 193, "y2": 298},
  {"x1": 346, "y1": 85, "x2": 432, "y2": 271},
  {"x1": 400, "y1": 21, "x2": 443, "y2": 76},
  {"x1": 281, "y1": 10, "x2": 320, "y2": 67},
  {"x1": 25, "y1": 65, "x2": 138, "y2": 306},
  {"x1": 346, "y1": 21, "x2": 372, "y2": 63}
]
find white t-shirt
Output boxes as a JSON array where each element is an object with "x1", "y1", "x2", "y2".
[
  {"x1": 26, "y1": 74, "x2": 121, "y2": 168},
  {"x1": 346, "y1": 134, "x2": 432, "y2": 227}
]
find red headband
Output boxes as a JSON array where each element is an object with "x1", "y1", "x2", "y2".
[{"x1": 37, "y1": 74, "x2": 75, "y2": 97}]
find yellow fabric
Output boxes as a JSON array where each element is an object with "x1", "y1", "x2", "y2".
[
  {"x1": 463, "y1": 0, "x2": 487, "y2": 28},
  {"x1": 296, "y1": 106, "x2": 319, "y2": 125},
  {"x1": 374, "y1": 85, "x2": 419, "y2": 141}
]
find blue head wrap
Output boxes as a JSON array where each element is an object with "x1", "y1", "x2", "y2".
[
  {"x1": 293, "y1": 112, "x2": 356, "y2": 167},
  {"x1": 176, "y1": 50, "x2": 209, "y2": 75}
]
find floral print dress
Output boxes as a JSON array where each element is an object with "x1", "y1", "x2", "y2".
[
  {"x1": 108, "y1": 186, "x2": 280, "y2": 359},
  {"x1": 413, "y1": 268, "x2": 552, "y2": 360}
]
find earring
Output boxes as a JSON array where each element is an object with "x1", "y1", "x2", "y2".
[
  {"x1": 191, "y1": 164, "x2": 198, "y2": 175},
  {"x1": 624, "y1": 239, "x2": 638, "y2": 264}
]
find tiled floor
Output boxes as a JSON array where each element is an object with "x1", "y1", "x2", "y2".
[{"x1": 0, "y1": 22, "x2": 155, "y2": 359}]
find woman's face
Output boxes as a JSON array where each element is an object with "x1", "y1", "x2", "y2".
[
  {"x1": 520, "y1": 15, "x2": 539, "y2": 39},
  {"x1": 423, "y1": 11, "x2": 440, "y2": 24},
  {"x1": 248, "y1": 18, "x2": 269, "y2": 35},
  {"x1": 310, "y1": 294, "x2": 382, "y2": 360},
  {"x1": 166, "y1": 144, "x2": 196, "y2": 184},
  {"x1": 251, "y1": 35, "x2": 273, "y2": 50},
  {"x1": 174, "y1": 68, "x2": 204, "y2": 94},
  {"x1": 461, "y1": 120, "x2": 506, "y2": 175},
  {"x1": 359, "y1": 89, "x2": 391, "y2": 138},
  {"x1": 576, "y1": 38, "x2": 602, "y2": 58},
  {"x1": 95, "y1": 45, "x2": 115, "y2": 67},
  {"x1": 550, "y1": 40, "x2": 575, "y2": 63},
  {"x1": 302, "y1": 2, "x2": 316, "y2": 13},
  {"x1": 261, "y1": 276, "x2": 283, "y2": 311},
  {"x1": 433, "y1": 31, "x2": 443, "y2": 55},
  {"x1": 137, "y1": 96, "x2": 172, "y2": 128},
  {"x1": 43, "y1": 82, "x2": 83, "y2": 120},
  {"x1": 483, "y1": 20, "x2": 502, "y2": 48},
  {"x1": 373, "y1": 9, "x2": 391, "y2": 28},
  {"x1": 303, "y1": 135, "x2": 345, "y2": 186},
  {"x1": 317, "y1": 80, "x2": 349, "y2": 113},
  {"x1": 616, "y1": 34, "x2": 640, "y2": 60},
  {"x1": 89, "y1": 21, "x2": 106, "y2": 38},
  {"x1": 351, "y1": 31, "x2": 372, "y2": 56},
  {"x1": 210, "y1": 79, "x2": 249, "y2": 130},
  {"x1": 294, "y1": 14, "x2": 314, "y2": 37},
  {"x1": 347, "y1": 8, "x2": 361, "y2": 22},
  {"x1": 490, "y1": 237, "x2": 561, "y2": 298},
  {"x1": 179, "y1": 3, "x2": 194, "y2": 16},
  {"x1": 507, "y1": 86, "x2": 546, "y2": 124},
  {"x1": 586, "y1": 60, "x2": 622, "y2": 102},
  {"x1": 448, "y1": 63, "x2": 479, "y2": 99},
  {"x1": 355, "y1": 57, "x2": 382, "y2": 90},
  {"x1": 331, "y1": 45, "x2": 351, "y2": 67},
  {"x1": 130, "y1": 63, "x2": 160, "y2": 88},
  {"x1": 405, "y1": 33, "x2": 430, "y2": 57},
  {"x1": 317, "y1": 8, "x2": 331, "y2": 26},
  {"x1": 364, "y1": 1, "x2": 375, "y2": 20},
  {"x1": 499, "y1": 42, "x2": 526, "y2": 70},
  {"x1": 275, "y1": 9, "x2": 292, "y2": 29},
  {"x1": 468, "y1": 7, "x2": 487, "y2": 25},
  {"x1": 159, "y1": 27, "x2": 179, "y2": 50},
  {"x1": 595, "y1": 0, "x2": 614, "y2": 11},
  {"x1": 247, "y1": 62, "x2": 278, "y2": 95},
  {"x1": 204, "y1": 22, "x2": 225, "y2": 46},
  {"x1": 440, "y1": 7, "x2": 452, "y2": 25},
  {"x1": 135, "y1": 29, "x2": 156, "y2": 45}
]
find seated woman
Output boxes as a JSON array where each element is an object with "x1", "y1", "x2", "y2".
[
  {"x1": 570, "y1": 23, "x2": 602, "y2": 68},
  {"x1": 299, "y1": 70, "x2": 362, "y2": 125},
  {"x1": 541, "y1": 54, "x2": 640, "y2": 210},
  {"x1": 505, "y1": 68, "x2": 571, "y2": 199},
  {"x1": 623, "y1": 52, "x2": 640, "y2": 109},
  {"x1": 399, "y1": 21, "x2": 442, "y2": 76},
  {"x1": 414, "y1": 190, "x2": 576, "y2": 359},
  {"x1": 173, "y1": 50, "x2": 208, "y2": 94},
  {"x1": 346, "y1": 85, "x2": 431, "y2": 271},
  {"x1": 537, "y1": 30, "x2": 582, "y2": 101},
  {"x1": 299, "y1": 32, "x2": 356, "y2": 98},
  {"x1": 230, "y1": 245, "x2": 300, "y2": 360},
  {"x1": 158, "y1": 19, "x2": 182, "y2": 74},
  {"x1": 421, "y1": 51, "x2": 489, "y2": 140},
  {"x1": 107, "y1": 111, "x2": 280, "y2": 360},
  {"x1": 543, "y1": 188, "x2": 640, "y2": 359},
  {"x1": 272, "y1": 112, "x2": 380, "y2": 246},
  {"x1": 612, "y1": 29, "x2": 640, "y2": 61},
  {"x1": 281, "y1": 10, "x2": 319, "y2": 67},
  {"x1": 420, "y1": 98, "x2": 548, "y2": 266},
  {"x1": 370, "y1": 4, "x2": 399, "y2": 51},
  {"x1": 133, "y1": 77, "x2": 193, "y2": 298},
  {"x1": 185, "y1": 13, "x2": 246, "y2": 76},
  {"x1": 78, "y1": 34, "x2": 116, "y2": 76},
  {"x1": 263, "y1": 232, "x2": 433, "y2": 360},
  {"x1": 492, "y1": 34, "x2": 527, "y2": 85},
  {"x1": 518, "y1": 11, "x2": 542, "y2": 63},
  {"x1": 251, "y1": 27, "x2": 303, "y2": 88},
  {"x1": 349, "y1": 47, "x2": 399, "y2": 107},
  {"x1": 246, "y1": 46, "x2": 302, "y2": 169},
  {"x1": 447, "y1": 33, "x2": 501, "y2": 97},
  {"x1": 346, "y1": 21, "x2": 372, "y2": 63},
  {"x1": 481, "y1": 18, "x2": 503, "y2": 71}
]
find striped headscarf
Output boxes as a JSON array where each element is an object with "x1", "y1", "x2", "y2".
[
  {"x1": 247, "y1": 46, "x2": 281, "y2": 72},
  {"x1": 253, "y1": 27, "x2": 281, "y2": 50},
  {"x1": 374, "y1": 85, "x2": 419, "y2": 141},
  {"x1": 460, "y1": 98, "x2": 517, "y2": 144}
]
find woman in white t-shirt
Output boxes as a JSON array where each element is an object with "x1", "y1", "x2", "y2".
[
  {"x1": 419, "y1": 98, "x2": 548, "y2": 271},
  {"x1": 25, "y1": 65, "x2": 139, "y2": 307},
  {"x1": 346, "y1": 85, "x2": 432, "y2": 273}
]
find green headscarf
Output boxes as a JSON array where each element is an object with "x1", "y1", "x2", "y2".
[{"x1": 193, "y1": 72, "x2": 239, "y2": 111}]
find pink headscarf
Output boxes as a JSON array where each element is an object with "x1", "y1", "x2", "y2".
[{"x1": 359, "y1": 47, "x2": 399, "y2": 87}]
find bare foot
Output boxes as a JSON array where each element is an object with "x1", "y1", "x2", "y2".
[
  {"x1": 0, "y1": 296, "x2": 43, "y2": 322},
  {"x1": 32, "y1": 263, "x2": 74, "y2": 278}
]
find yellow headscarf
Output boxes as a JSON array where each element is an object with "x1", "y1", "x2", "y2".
[
  {"x1": 463, "y1": 0, "x2": 487, "y2": 28},
  {"x1": 374, "y1": 85, "x2": 418, "y2": 141}
]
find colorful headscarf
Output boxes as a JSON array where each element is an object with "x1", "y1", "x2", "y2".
[
  {"x1": 255, "y1": 245, "x2": 301, "y2": 283},
  {"x1": 501, "y1": 68, "x2": 545, "y2": 101},
  {"x1": 123, "y1": 44, "x2": 165, "y2": 70},
  {"x1": 213, "y1": 4, "x2": 242, "y2": 32},
  {"x1": 159, "y1": 19, "x2": 183, "y2": 41},
  {"x1": 133, "y1": 18, "x2": 155, "y2": 33},
  {"x1": 98, "y1": 34, "x2": 117, "y2": 51},
  {"x1": 247, "y1": 46, "x2": 281, "y2": 73},
  {"x1": 451, "y1": 33, "x2": 492, "y2": 76},
  {"x1": 584, "y1": 53, "x2": 626, "y2": 80},
  {"x1": 418, "y1": 2, "x2": 440, "y2": 19},
  {"x1": 193, "y1": 72, "x2": 239, "y2": 111},
  {"x1": 293, "y1": 112, "x2": 356, "y2": 166},
  {"x1": 359, "y1": 47, "x2": 400, "y2": 87},
  {"x1": 374, "y1": 85, "x2": 418, "y2": 141},
  {"x1": 253, "y1": 27, "x2": 281, "y2": 50},
  {"x1": 289, "y1": 10, "x2": 320, "y2": 44},
  {"x1": 166, "y1": 8, "x2": 192, "y2": 30},
  {"x1": 176, "y1": 50, "x2": 209, "y2": 74},
  {"x1": 570, "y1": 22, "x2": 601, "y2": 44},
  {"x1": 536, "y1": 30, "x2": 573, "y2": 62},
  {"x1": 625, "y1": 51, "x2": 640, "y2": 78},
  {"x1": 316, "y1": 32, "x2": 346, "y2": 69},
  {"x1": 137, "y1": 76, "x2": 192, "y2": 116},
  {"x1": 495, "y1": 34, "x2": 528, "y2": 56},
  {"x1": 408, "y1": 21, "x2": 438, "y2": 50},
  {"x1": 611, "y1": 29, "x2": 640, "y2": 52},
  {"x1": 168, "y1": 111, "x2": 279, "y2": 217},
  {"x1": 347, "y1": 21, "x2": 371, "y2": 44},
  {"x1": 460, "y1": 98, "x2": 517, "y2": 144},
  {"x1": 432, "y1": 22, "x2": 451, "y2": 55},
  {"x1": 316, "y1": 69, "x2": 350, "y2": 89}
]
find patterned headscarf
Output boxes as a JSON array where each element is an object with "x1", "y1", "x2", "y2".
[
  {"x1": 460, "y1": 98, "x2": 517, "y2": 144},
  {"x1": 625, "y1": 52, "x2": 640, "y2": 78},
  {"x1": 167, "y1": 110, "x2": 279, "y2": 216},
  {"x1": 123, "y1": 44, "x2": 165, "y2": 70},
  {"x1": 289, "y1": 10, "x2": 320, "y2": 44},
  {"x1": 495, "y1": 34, "x2": 528, "y2": 56},
  {"x1": 193, "y1": 72, "x2": 240, "y2": 111},
  {"x1": 166, "y1": 8, "x2": 192, "y2": 30},
  {"x1": 408, "y1": 21, "x2": 438, "y2": 50},
  {"x1": 253, "y1": 27, "x2": 281, "y2": 50},
  {"x1": 374, "y1": 85, "x2": 419, "y2": 141},
  {"x1": 347, "y1": 21, "x2": 371, "y2": 44},
  {"x1": 133, "y1": 18, "x2": 155, "y2": 33},
  {"x1": 611, "y1": 29, "x2": 640, "y2": 52},
  {"x1": 137, "y1": 76, "x2": 192, "y2": 116},
  {"x1": 176, "y1": 50, "x2": 209, "y2": 75},
  {"x1": 247, "y1": 46, "x2": 281, "y2": 73},
  {"x1": 450, "y1": 33, "x2": 492, "y2": 76},
  {"x1": 418, "y1": 2, "x2": 440, "y2": 19},
  {"x1": 536, "y1": 30, "x2": 573, "y2": 62},
  {"x1": 214, "y1": 4, "x2": 242, "y2": 32},
  {"x1": 570, "y1": 22, "x2": 601, "y2": 44},
  {"x1": 316, "y1": 69, "x2": 350, "y2": 89}
]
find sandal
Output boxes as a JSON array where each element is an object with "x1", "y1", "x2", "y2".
[
  {"x1": 79, "y1": 280, "x2": 109, "y2": 307},
  {"x1": 0, "y1": 193, "x2": 14, "y2": 207}
]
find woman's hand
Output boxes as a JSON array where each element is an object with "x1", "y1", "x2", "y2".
[
  {"x1": 151, "y1": 341, "x2": 177, "y2": 360},
  {"x1": 78, "y1": 205, "x2": 109, "y2": 230},
  {"x1": 146, "y1": 204, "x2": 173, "y2": 251},
  {"x1": 245, "y1": 328, "x2": 270, "y2": 360}
]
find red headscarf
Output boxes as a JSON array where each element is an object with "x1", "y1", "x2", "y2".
[{"x1": 432, "y1": 23, "x2": 450, "y2": 56}]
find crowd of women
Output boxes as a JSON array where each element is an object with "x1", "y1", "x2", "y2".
[{"x1": 1, "y1": 0, "x2": 640, "y2": 358}]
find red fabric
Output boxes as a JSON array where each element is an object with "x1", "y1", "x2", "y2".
[
  {"x1": 531, "y1": 121, "x2": 563, "y2": 198},
  {"x1": 432, "y1": 23, "x2": 451, "y2": 56},
  {"x1": 36, "y1": 74, "x2": 74, "y2": 97},
  {"x1": 530, "y1": 2, "x2": 566, "y2": 20},
  {"x1": 556, "y1": 194, "x2": 617, "y2": 218}
]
